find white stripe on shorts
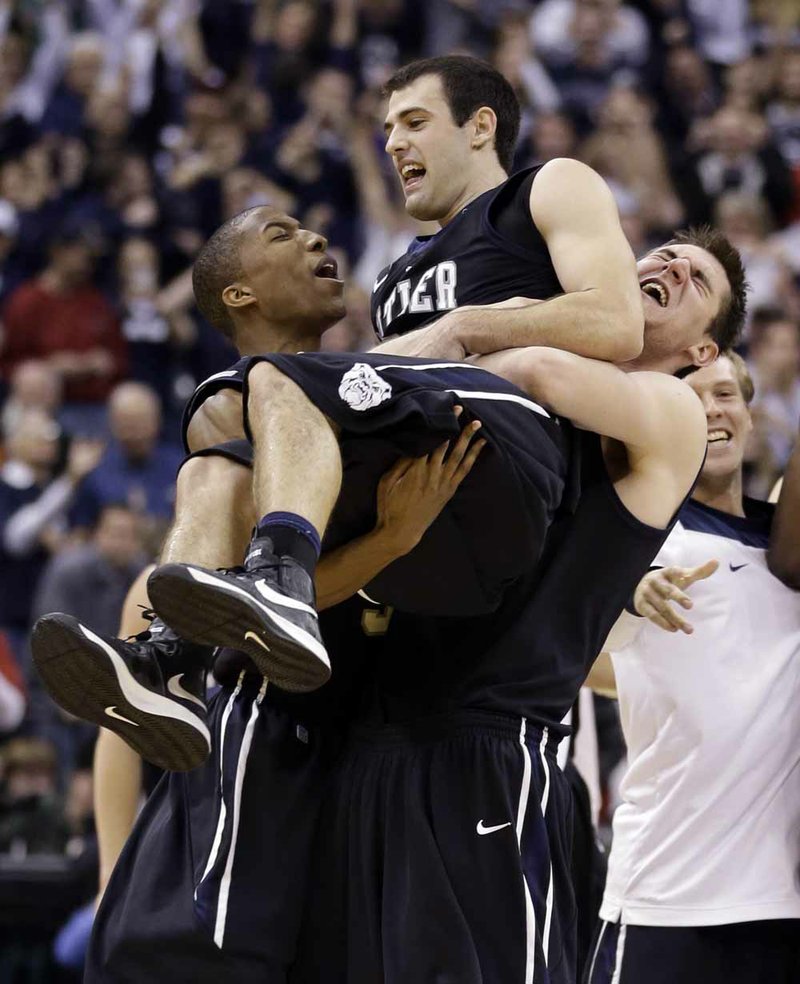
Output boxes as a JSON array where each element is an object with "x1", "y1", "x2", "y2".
[
  {"x1": 214, "y1": 677, "x2": 268, "y2": 947},
  {"x1": 517, "y1": 719, "x2": 536, "y2": 984},
  {"x1": 195, "y1": 672, "x2": 245, "y2": 897},
  {"x1": 610, "y1": 923, "x2": 628, "y2": 984},
  {"x1": 538, "y1": 727, "x2": 554, "y2": 965},
  {"x1": 587, "y1": 921, "x2": 609, "y2": 984},
  {"x1": 446, "y1": 389, "x2": 550, "y2": 418},
  {"x1": 375, "y1": 361, "x2": 484, "y2": 373}
]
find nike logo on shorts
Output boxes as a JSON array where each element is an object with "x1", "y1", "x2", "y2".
[
  {"x1": 476, "y1": 820, "x2": 512, "y2": 835},
  {"x1": 729, "y1": 563, "x2": 748, "y2": 572}
]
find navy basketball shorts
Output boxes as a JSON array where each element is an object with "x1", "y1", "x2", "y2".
[
  {"x1": 242, "y1": 352, "x2": 571, "y2": 616},
  {"x1": 87, "y1": 675, "x2": 336, "y2": 984},
  {"x1": 584, "y1": 918, "x2": 800, "y2": 984},
  {"x1": 291, "y1": 710, "x2": 576, "y2": 984}
]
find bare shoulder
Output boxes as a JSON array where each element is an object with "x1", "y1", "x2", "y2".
[
  {"x1": 529, "y1": 158, "x2": 616, "y2": 220},
  {"x1": 629, "y1": 370, "x2": 707, "y2": 466}
]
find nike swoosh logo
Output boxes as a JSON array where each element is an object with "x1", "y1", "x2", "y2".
[
  {"x1": 167, "y1": 674, "x2": 206, "y2": 709},
  {"x1": 244, "y1": 631, "x2": 271, "y2": 653},
  {"x1": 372, "y1": 273, "x2": 389, "y2": 293},
  {"x1": 476, "y1": 820, "x2": 512, "y2": 836},
  {"x1": 729, "y1": 563, "x2": 748, "y2": 572},
  {"x1": 105, "y1": 706, "x2": 139, "y2": 727}
]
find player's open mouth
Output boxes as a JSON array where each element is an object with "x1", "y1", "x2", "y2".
[
  {"x1": 708, "y1": 428, "x2": 732, "y2": 447},
  {"x1": 315, "y1": 257, "x2": 340, "y2": 281},
  {"x1": 400, "y1": 162, "x2": 426, "y2": 192},
  {"x1": 640, "y1": 279, "x2": 669, "y2": 308}
]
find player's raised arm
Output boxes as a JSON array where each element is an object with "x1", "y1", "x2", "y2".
[
  {"x1": 449, "y1": 160, "x2": 643, "y2": 360},
  {"x1": 377, "y1": 159, "x2": 643, "y2": 363}
]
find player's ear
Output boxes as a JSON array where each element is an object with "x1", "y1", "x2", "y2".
[
  {"x1": 222, "y1": 282, "x2": 257, "y2": 311},
  {"x1": 687, "y1": 339, "x2": 718, "y2": 368},
  {"x1": 471, "y1": 106, "x2": 497, "y2": 151}
]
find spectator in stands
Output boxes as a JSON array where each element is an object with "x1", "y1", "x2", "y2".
[
  {"x1": 656, "y1": 44, "x2": 719, "y2": 149},
  {"x1": 40, "y1": 32, "x2": 105, "y2": 137},
  {"x1": 678, "y1": 104, "x2": 795, "y2": 227},
  {"x1": 0, "y1": 737, "x2": 68, "y2": 856},
  {"x1": 271, "y1": 65, "x2": 360, "y2": 254},
  {"x1": 69, "y1": 383, "x2": 182, "y2": 548},
  {"x1": 117, "y1": 237, "x2": 194, "y2": 412},
  {"x1": 714, "y1": 191, "x2": 799, "y2": 320},
  {"x1": 0, "y1": 412, "x2": 102, "y2": 658},
  {"x1": 580, "y1": 84, "x2": 684, "y2": 237},
  {"x1": 0, "y1": 229, "x2": 127, "y2": 436},
  {"x1": 0, "y1": 5, "x2": 69, "y2": 140},
  {"x1": 1, "y1": 360, "x2": 63, "y2": 441},
  {"x1": 518, "y1": 109, "x2": 578, "y2": 168},
  {"x1": 766, "y1": 46, "x2": 800, "y2": 219},
  {"x1": 33, "y1": 504, "x2": 145, "y2": 638},
  {"x1": 748, "y1": 308, "x2": 800, "y2": 469}
]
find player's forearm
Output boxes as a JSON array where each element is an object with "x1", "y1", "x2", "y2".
[
  {"x1": 316, "y1": 526, "x2": 412, "y2": 610},
  {"x1": 767, "y1": 438, "x2": 800, "y2": 589},
  {"x1": 450, "y1": 290, "x2": 643, "y2": 362},
  {"x1": 94, "y1": 729, "x2": 143, "y2": 896}
]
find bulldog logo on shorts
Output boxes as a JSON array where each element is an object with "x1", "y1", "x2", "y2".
[{"x1": 338, "y1": 363, "x2": 392, "y2": 411}]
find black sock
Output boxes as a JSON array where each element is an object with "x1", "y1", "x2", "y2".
[{"x1": 254, "y1": 511, "x2": 321, "y2": 579}]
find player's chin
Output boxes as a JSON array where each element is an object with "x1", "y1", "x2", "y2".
[{"x1": 404, "y1": 194, "x2": 435, "y2": 221}]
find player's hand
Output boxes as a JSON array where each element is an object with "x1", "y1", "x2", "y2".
[
  {"x1": 633, "y1": 560, "x2": 718, "y2": 634},
  {"x1": 374, "y1": 408, "x2": 486, "y2": 555}
]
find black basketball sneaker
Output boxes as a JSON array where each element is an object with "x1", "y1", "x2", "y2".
[
  {"x1": 147, "y1": 537, "x2": 331, "y2": 693},
  {"x1": 32, "y1": 612, "x2": 212, "y2": 771}
]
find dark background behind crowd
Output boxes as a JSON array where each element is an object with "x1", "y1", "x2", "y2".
[{"x1": 0, "y1": 0, "x2": 797, "y2": 979}]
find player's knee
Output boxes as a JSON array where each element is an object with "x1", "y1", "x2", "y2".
[{"x1": 177, "y1": 453, "x2": 249, "y2": 502}]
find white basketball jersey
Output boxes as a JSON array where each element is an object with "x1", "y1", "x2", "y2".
[{"x1": 601, "y1": 497, "x2": 800, "y2": 927}]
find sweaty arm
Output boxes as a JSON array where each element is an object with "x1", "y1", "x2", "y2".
[
  {"x1": 375, "y1": 159, "x2": 643, "y2": 363},
  {"x1": 94, "y1": 565, "x2": 154, "y2": 899},
  {"x1": 767, "y1": 438, "x2": 800, "y2": 589},
  {"x1": 478, "y1": 346, "x2": 706, "y2": 526}
]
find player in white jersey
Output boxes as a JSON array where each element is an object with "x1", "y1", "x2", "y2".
[{"x1": 585, "y1": 352, "x2": 800, "y2": 984}]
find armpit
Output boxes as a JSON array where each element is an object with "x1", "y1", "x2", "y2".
[{"x1": 186, "y1": 390, "x2": 245, "y2": 452}]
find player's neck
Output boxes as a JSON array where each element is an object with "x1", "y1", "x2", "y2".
[
  {"x1": 437, "y1": 162, "x2": 509, "y2": 227},
  {"x1": 236, "y1": 321, "x2": 323, "y2": 356},
  {"x1": 692, "y1": 471, "x2": 745, "y2": 518}
]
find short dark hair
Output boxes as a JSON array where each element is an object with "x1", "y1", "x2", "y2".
[
  {"x1": 192, "y1": 208, "x2": 261, "y2": 339},
  {"x1": 664, "y1": 225, "x2": 748, "y2": 351},
  {"x1": 382, "y1": 56, "x2": 520, "y2": 173}
]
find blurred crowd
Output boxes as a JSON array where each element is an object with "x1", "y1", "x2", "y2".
[{"x1": 0, "y1": 0, "x2": 798, "y2": 978}]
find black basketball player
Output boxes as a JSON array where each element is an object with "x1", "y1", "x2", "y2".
[{"x1": 38, "y1": 211, "x2": 484, "y2": 984}]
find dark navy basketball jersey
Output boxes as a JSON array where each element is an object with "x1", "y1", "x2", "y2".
[
  {"x1": 362, "y1": 434, "x2": 689, "y2": 733},
  {"x1": 370, "y1": 166, "x2": 563, "y2": 339}
]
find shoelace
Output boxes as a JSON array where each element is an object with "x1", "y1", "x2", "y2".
[{"x1": 126, "y1": 606, "x2": 174, "y2": 647}]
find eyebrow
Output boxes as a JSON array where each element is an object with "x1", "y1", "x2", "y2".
[
  {"x1": 261, "y1": 219, "x2": 298, "y2": 235},
  {"x1": 383, "y1": 107, "x2": 429, "y2": 134},
  {"x1": 654, "y1": 247, "x2": 712, "y2": 292}
]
